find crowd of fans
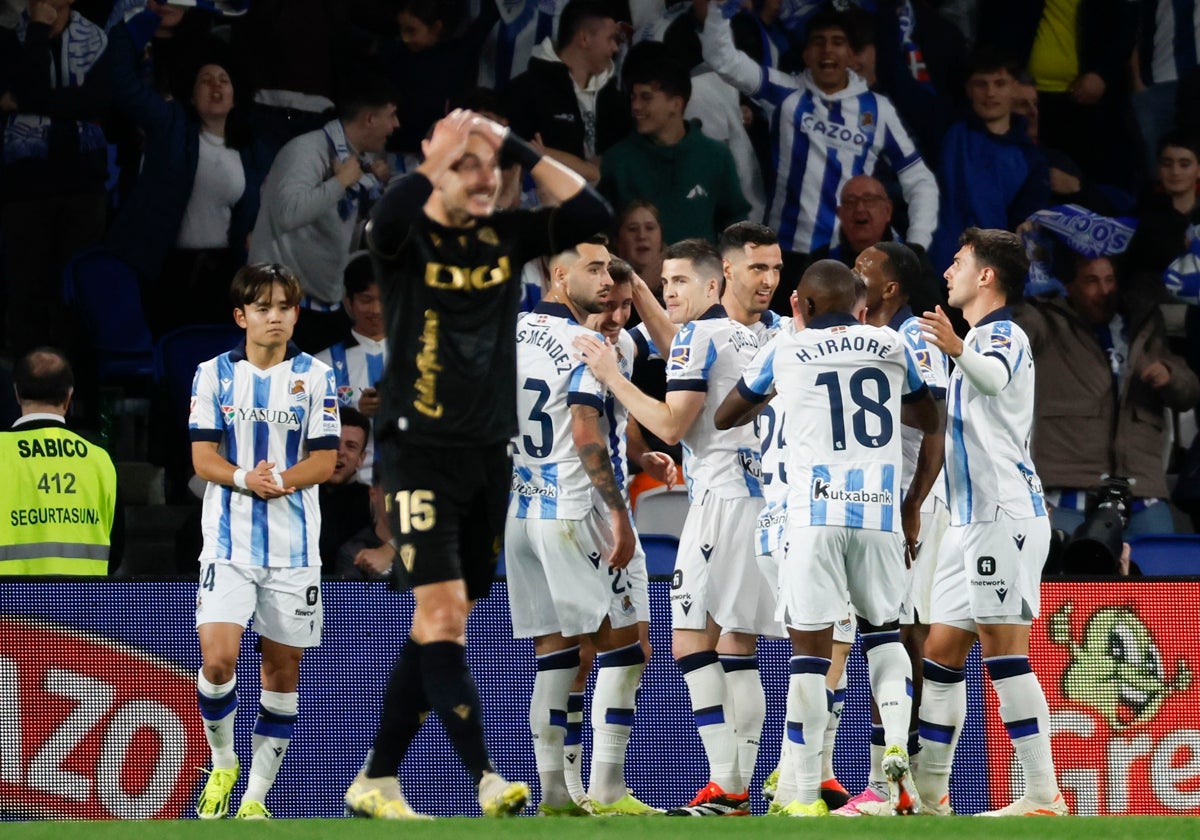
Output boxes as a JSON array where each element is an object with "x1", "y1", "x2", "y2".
[{"x1": 2, "y1": 0, "x2": 1199, "y2": 574}]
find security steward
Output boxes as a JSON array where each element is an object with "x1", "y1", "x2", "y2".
[{"x1": 0, "y1": 348, "x2": 121, "y2": 575}]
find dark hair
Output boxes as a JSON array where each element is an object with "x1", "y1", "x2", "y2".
[
  {"x1": 800, "y1": 259, "x2": 859, "y2": 313},
  {"x1": 557, "y1": 0, "x2": 614, "y2": 52},
  {"x1": 959, "y1": 228, "x2": 1029, "y2": 303},
  {"x1": 873, "y1": 241, "x2": 921, "y2": 299},
  {"x1": 719, "y1": 221, "x2": 778, "y2": 257},
  {"x1": 14, "y1": 347, "x2": 73, "y2": 405},
  {"x1": 454, "y1": 86, "x2": 508, "y2": 122},
  {"x1": 230, "y1": 263, "x2": 303, "y2": 309},
  {"x1": 608, "y1": 255, "x2": 634, "y2": 283},
  {"x1": 343, "y1": 252, "x2": 377, "y2": 298},
  {"x1": 622, "y1": 41, "x2": 691, "y2": 104},
  {"x1": 805, "y1": 8, "x2": 858, "y2": 49},
  {"x1": 398, "y1": 0, "x2": 462, "y2": 31},
  {"x1": 1157, "y1": 130, "x2": 1200, "y2": 160},
  {"x1": 554, "y1": 233, "x2": 610, "y2": 263},
  {"x1": 664, "y1": 238, "x2": 723, "y2": 289},
  {"x1": 338, "y1": 74, "x2": 400, "y2": 122},
  {"x1": 339, "y1": 405, "x2": 371, "y2": 440},
  {"x1": 966, "y1": 46, "x2": 1022, "y2": 81}
]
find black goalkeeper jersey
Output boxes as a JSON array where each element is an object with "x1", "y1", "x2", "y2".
[{"x1": 368, "y1": 173, "x2": 610, "y2": 447}]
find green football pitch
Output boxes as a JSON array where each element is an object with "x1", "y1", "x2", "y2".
[{"x1": 5, "y1": 817, "x2": 1199, "y2": 840}]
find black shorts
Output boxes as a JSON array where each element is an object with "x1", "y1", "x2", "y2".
[{"x1": 376, "y1": 439, "x2": 511, "y2": 600}]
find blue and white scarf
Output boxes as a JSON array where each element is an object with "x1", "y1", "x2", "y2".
[
  {"x1": 323, "y1": 119, "x2": 384, "y2": 222},
  {"x1": 1021, "y1": 204, "x2": 1137, "y2": 297},
  {"x1": 4, "y1": 11, "x2": 108, "y2": 165},
  {"x1": 1164, "y1": 225, "x2": 1200, "y2": 305}
]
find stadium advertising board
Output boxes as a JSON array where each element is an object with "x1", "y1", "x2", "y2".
[{"x1": 985, "y1": 581, "x2": 1200, "y2": 815}]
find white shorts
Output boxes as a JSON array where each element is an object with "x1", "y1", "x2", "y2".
[
  {"x1": 833, "y1": 613, "x2": 857, "y2": 645},
  {"x1": 930, "y1": 514, "x2": 1050, "y2": 626},
  {"x1": 900, "y1": 500, "x2": 950, "y2": 625},
  {"x1": 195, "y1": 562, "x2": 322, "y2": 648},
  {"x1": 673, "y1": 494, "x2": 782, "y2": 637},
  {"x1": 780, "y1": 525, "x2": 906, "y2": 629},
  {"x1": 505, "y1": 510, "x2": 641, "y2": 638}
]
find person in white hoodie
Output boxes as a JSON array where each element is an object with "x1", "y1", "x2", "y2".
[
  {"x1": 700, "y1": 1, "x2": 939, "y2": 302},
  {"x1": 503, "y1": 0, "x2": 631, "y2": 184}
]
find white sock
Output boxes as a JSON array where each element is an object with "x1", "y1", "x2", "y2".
[
  {"x1": 531, "y1": 646, "x2": 579, "y2": 807},
  {"x1": 721, "y1": 655, "x2": 765, "y2": 791},
  {"x1": 986, "y1": 656, "x2": 1059, "y2": 801},
  {"x1": 774, "y1": 720, "x2": 798, "y2": 806},
  {"x1": 915, "y1": 659, "x2": 966, "y2": 805},
  {"x1": 564, "y1": 691, "x2": 586, "y2": 804},
  {"x1": 786, "y1": 656, "x2": 830, "y2": 804},
  {"x1": 678, "y1": 651, "x2": 740, "y2": 793},
  {"x1": 244, "y1": 690, "x2": 297, "y2": 803},
  {"x1": 863, "y1": 632, "x2": 913, "y2": 750},
  {"x1": 588, "y1": 642, "x2": 646, "y2": 805},
  {"x1": 197, "y1": 672, "x2": 238, "y2": 770},
  {"x1": 868, "y1": 726, "x2": 887, "y2": 790},
  {"x1": 821, "y1": 672, "x2": 846, "y2": 782}
]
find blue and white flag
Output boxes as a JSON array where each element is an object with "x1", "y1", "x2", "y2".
[
  {"x1": 1021, "y1": 204, "x2": 1137, "y2": 297},
  {"x1": 1164, "y1": 225, "x2": 1200, "y2": 305}
]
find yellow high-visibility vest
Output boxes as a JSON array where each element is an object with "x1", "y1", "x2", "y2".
[{"x1": 0, "y1": 420, "x2": 116, "y2": 576}]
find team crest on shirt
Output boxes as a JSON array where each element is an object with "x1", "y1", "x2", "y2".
[
  {"x1": 291, "y1": 380, "x2": 306, "y2": 402},
  {"x1": 859, "y1": 111, "x2": 875, "y2": 130},
  {"x1": 668, "y1": 345, "x2": 691, "y2": 369}
]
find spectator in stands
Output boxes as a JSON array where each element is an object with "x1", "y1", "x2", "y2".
[
  {"x1": 380, "y1": 0, "x2": 499, "y2": 160},
  {"x1": 335, "y1": 472, "x2": 396, "y2": 582},
  {"x1": 504, "y1": 0, "x2": 628, "y2": 183},
  {"x1": 231, "y1": 0, "x2": 365, "y2": 160},
  {"x1": 1128, "y1": 132, "x2": 1200, "y2": 285},
  {"x1": 315, "y1": 251, "x2": 386, "y2": 485},
  {"x1": 0, "y1": 0, "x2": 112, "y2": 357},
  {"x1": 105, "y1": 1, "x2": 271, "y2": 338},
  {"x1": 975, "y1": 0, "x2": 1139, "y2": 190},
  {"x1": 248, "y1": 75, "x2": 399, "y2": 353},
  {"x1": 0, "y1": 347, "x2": 122, "y2": 576},
  {"x1": 810, "y1": 175, "x2": 897, "y2": 268},
  {"x1": 1015, "y1": 246, "x2": 1200, "y2": 536},
  {"x1": 599, "y1": 45, "x2": 750, "y2": 244},
  {"x1": 614, "y1": 199, "x2": 664, "y2": 302},
  {"x1": 318, "y1": 406, "x2": 372, "y2": 568},
  {"x1": 477, "y1": 0, "x2": 569, "y2": 91},
  {"x1": 1131, "y1": 0, "x2": 1200, "y2": 183},
  {"x1": 699, "y1": 2, "x2": 938, "y2": 306},
  {"x1": 929, "y1": 48, "x2": 1050, "y2": 272},
  {"x1": 656, "y1": 15, "x2": 768, "y2": 222}
]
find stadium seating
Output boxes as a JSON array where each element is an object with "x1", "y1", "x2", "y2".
[
  {"x1": 62, "y1": 247, "x2": 155, "y2": 384},
  {"x1": 640, "y1": 533, "x2": 678, "y2": 577},
  {"x1": 633, "y1": 485, "x2": 690, "y2": 540},
  {"x1": 1127, "y1": 533, "x2": 1200, "y2": 576}
]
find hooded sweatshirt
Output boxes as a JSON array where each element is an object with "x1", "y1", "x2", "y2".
[
  {"x1": 504, "y1": 37, "x2": 630, "y2": 159},
  {"x1": 599, "y1": 119, "x2": 751, "y2": 244}
]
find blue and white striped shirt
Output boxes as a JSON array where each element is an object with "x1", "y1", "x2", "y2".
[{"x1": 189, "y1": 343, "x2": 339, "y2": 568}]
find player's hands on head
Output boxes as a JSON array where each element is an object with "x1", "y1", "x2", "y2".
[
  {"x1": 465, "y1": 110, "x2": 508, "y2": 150},
  {"x1": 572, "y1": 334, "x2": 620, "y2": 384},
  {"x1": 421, "y1": 109, "x2": 474, "y2": 164},
  {"x1": 918, "y1": 305, "x2": 963, "y2": 357}
]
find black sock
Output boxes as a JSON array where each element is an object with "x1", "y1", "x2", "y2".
[
  {"x1": 365, "y1": 637, "x2": 428, "y2": 778},
  {"x1": 420, "y1": 640, "x2": 493, "y2": 784}
]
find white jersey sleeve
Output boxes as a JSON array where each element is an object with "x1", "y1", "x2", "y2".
[
  {"x1": 898, "y1": 316, "x2": 950, "y2": 508},
  {"x1": 666, "y1": 312, "x2": 764, "y2": 501},
  {"x1": 944, "y1": 314, "x2": 1047, "y2": 526}
]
